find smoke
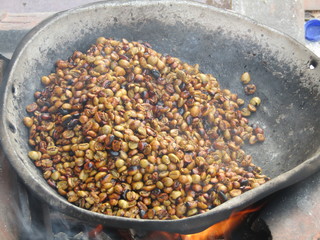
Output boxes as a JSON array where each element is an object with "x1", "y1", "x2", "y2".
[
  {"x1": 0, "y1": 150, "x2": 84, "y2": 240},
  {"x1": 14, "y1": 185, "x2": 113, "y2": 240}
]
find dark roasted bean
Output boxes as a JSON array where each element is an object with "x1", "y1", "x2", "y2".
[
  {"x1": 218, "y1": 191, "x2": 228, "y2": 202},
  {"x1": 110, "y1": 151, "x2": 119, "y2": 157},
  {"x1": 59, "y1": 108, "x2": 70, "y2": 115},
  {"x1": 244, "y1": 84, "x2": 257, "y2": 95},
  {"x1": 67, "y1": 119, "x2": 79, "y2": 129},
  {"x1": 150, "y1": 69, "x2": 161, "y2": 79}
]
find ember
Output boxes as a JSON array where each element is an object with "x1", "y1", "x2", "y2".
[{"x1": 88, "y1": 224, "x2": 103, "y2": 238}]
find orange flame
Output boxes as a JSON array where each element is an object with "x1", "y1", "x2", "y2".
[
  {"x1": 140, "y1": 205, "x2": 262, "y2": 240},
  {"x1": 182, "y1": 206, "x2": 262, "y2": 240}
]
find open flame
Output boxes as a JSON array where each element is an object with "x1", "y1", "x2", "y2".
[
  {"x1": 182, "y1": 206, "x2": 262, "y2": 240},
  {"x1": 140, "y1": 205, "x2": 263, "y2": 240}
]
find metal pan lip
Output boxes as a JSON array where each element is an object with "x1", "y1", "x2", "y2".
[{"x1": 1, "y1": 0, "x2": 320, "y2": 234}]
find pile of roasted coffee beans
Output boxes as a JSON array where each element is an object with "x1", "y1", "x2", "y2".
[{"x1": 24, "y1": 38, "x2": 269, "y2": 220}]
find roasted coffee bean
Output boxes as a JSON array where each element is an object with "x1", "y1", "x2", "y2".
[
  {"x1": 67, "y1": 119, "x2": 79, "y2": 129},
  {"x1": 150, "y1": 69, "x2": 161, "y2": 79},
  {"x1": 59, "y1": 108, "x2": 70, "y2": 115},
  {"x1": 110, "y1": 151, "x2": 119, "y2": 157},
  {"x1": 24, "y1": 37, "x2": 268, "y2": 221}
]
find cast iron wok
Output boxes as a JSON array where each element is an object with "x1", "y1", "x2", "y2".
[{"x1": 1, "y1": 0, "x2": 320, "y2": 234}]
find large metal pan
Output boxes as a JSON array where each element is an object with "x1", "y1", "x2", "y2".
[{"x1": 1, "y1": 0, "x2": 320, "y2": 234}]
